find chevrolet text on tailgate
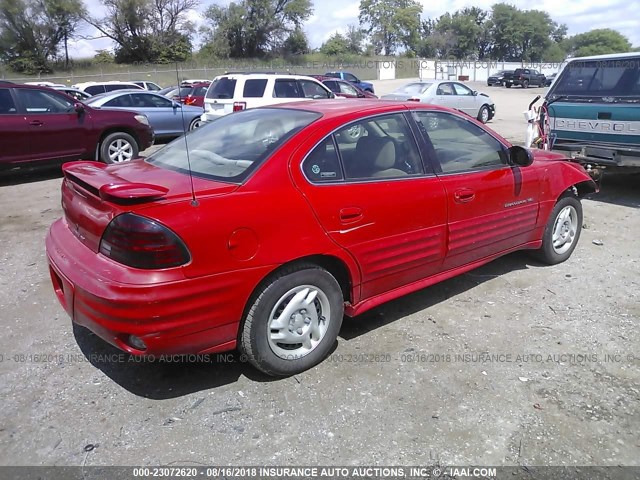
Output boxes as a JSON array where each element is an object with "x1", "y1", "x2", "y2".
[
  {"x1": 544, "y1": 52, "x2": 640, "y2": 173},
  {"x1": 46, "y1": 101, "x2": 597, "y2": 376}
]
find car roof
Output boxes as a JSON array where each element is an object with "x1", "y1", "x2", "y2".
[{"x1": 567, "y1": 51, "x2": 640, "y2": 61}]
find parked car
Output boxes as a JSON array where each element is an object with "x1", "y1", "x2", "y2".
[
  {"x1": 545, "y1": 73, "x2": 558, "y2": 87},
  {"x1": 51, "y1": 86, "x2": 92, "y2": 101},
  {"x1": 503, "y1": 68, "x2": 547, "y2": 88},
  {"x1": 46, "y1": 100, "x2": 596, "y2": 376},
  {"x1": 543, "y1": 52, "x2": 640, "y2": 173},
  {"x1": 201, "y1": 73, "x2": 336, "y2": 123},
  {"x1": 84, "y1": 90, "x2": 203, "y2": 141},
  {"x1": 381, "y1": 81, "x2": 495, "y2": 123},
  {"x1": 311, "y1": 75, "x2": 378, "y2": 98},
  {"x1": 487, "y1": 70, "x2": 513, "y2": 86},
  {"x1": 0, "y1": 83, "x2": 153, "y2": 169},
  {"x1": 72, "y1": 81, "x2": 144, "y2": 95},
  {"x1": 132, "y1": 80, "x2": 162, "y2": 91},
  {"x1": 324, "y1": 71, "x2": 375, "y2": 93},
  {"x1": 172, "y1": 81, "x2": 211, "y2": 108},
  {"x1": 158, "y1": 85, "x2": 179, "y2": 97}
]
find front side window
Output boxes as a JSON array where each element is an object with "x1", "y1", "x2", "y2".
[
  {"x1": 413, "y1": 111, "x2": 507, "y2": 174},
  {"x1": 453, "y1": 83, "x2": 473, "y2": 96},
  {"x1": 16, "y1": 89, "x2": 74, "y2": 114},
  {"x1": 335, "y1": 113, "x2": 424, "y2": 180},
  {"x1": 299, "y1": 80, "x2": 330, "y2": 99},
  {"x1": 345, "y1": 73, "x2": 358, "y2": 83},
  {"x1": 338, "y1": 81, "x2": 358, "y2": 96},
  {"x1": 147, "y1": 108, "x2": 320, "y2": 182}
]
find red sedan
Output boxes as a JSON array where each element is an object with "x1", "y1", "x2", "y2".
[{"x1": 46, "y1": 100, "x2": 597, "y2": 376}]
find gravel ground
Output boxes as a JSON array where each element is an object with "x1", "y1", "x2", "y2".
[{"x1": 0, "y1": 79, "x2": 638, "y2": 469}]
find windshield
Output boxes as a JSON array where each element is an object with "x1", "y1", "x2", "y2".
[
  {"x1": 550, "y1": 57, "x2": 640, "y2": 100},
  {"x1": 146, "y1": 108, "x2": 321, "y2": 183},
  {"x1": 396, "y1": 83, "x2": 431, "y2": 94}
]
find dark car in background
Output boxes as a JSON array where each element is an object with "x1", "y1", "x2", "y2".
[
  {"x1": 324, "y1": 71, "x2": 375, "y2": 93},
  {"x1": 310, "y1": 75, "x2": 378, "y2": 98},
  {"x1": 504, "y1": 68, "x2": 547, "y2": 88},
  {"x1": 0, "y1": 83, "x2": 154, "y2": 169},
  {"x1": 487, "y1": 70, "x2": 513, "y2": 86}
]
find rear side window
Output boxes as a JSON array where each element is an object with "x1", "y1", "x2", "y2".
[
  {"x1": 206, "y1": 78, "x2": 237, "y2": 99},
  {"x1": 0, "y1": 88, "x2": 16, "y2": 114},
  {"x1": 273, "y1": 79, "x2": 301, "y2": 98},
  {"x1": 243, "y1": 79, "x2": 267, "y2": 98},
  {"x1": 299, "y1": 80, "x2": 330, "y2": 99},
  {"x1": 85, "y1": 85, "x2": 106, "y2": 95}
]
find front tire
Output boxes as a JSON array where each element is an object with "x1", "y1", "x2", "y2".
[
  {"x1": 189, "y1": 117, "x2": 202, "y2": 130},
  {"x1": 505, "y1": 83, "x2": 512, "y2": 89},
  {"x1": 522, "y1": 80, "x2": 530, "y2": 88},
  {"x1": 534, "y1": 195, "x2": 583, "y2": 265},
  {"x1": 99, "y1": 132, "x2": 138, "y2": 164},
  {"x1": 240, "y1": 264, "x2": 344, "y2": 376},
  {"x1": 477, "y1": 105, "x2": 490, "y2": 124}
]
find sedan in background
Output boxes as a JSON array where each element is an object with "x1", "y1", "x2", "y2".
[
  {"x1": 381, "y1": 81, "x2": 495, "y2": 123},
  {"x1": 85, "y1": 90, "x2": 203, "y2": 141},
  {"x1": 52, "y1": 86, "x2": 92, "y2": 101},
  {"x1": 46, "y1": 100, "x2": 596, "y2": 377},
  {"x1": 487, "y1": 70, "x2": 513, "y2": 86},
  {"x1": 311, "y1": 75, "x2": 378, "y2": 98}
]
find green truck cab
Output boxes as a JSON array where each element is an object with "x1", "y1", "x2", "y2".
[{"x1": 545, "y1": 52, "x2": 640, "y2": 174}]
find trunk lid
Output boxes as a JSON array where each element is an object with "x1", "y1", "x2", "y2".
[{"x1": 61, "y1": 160, "x2": 237, "y2": 252}]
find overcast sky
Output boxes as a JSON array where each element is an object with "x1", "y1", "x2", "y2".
[{"x1": 69, "y1": 0, "x2": 640, "y2": 58}]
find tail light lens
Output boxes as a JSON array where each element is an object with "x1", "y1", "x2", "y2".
[
  {"x1": 185, "y1": 96, "x2": 196, "y2": 105},
  {"x1": 99, "y1": 213, "x2": 190, "y2": 269},
  {"x1": 233, "y1": 102, "x2": 246, "y2": 112}
]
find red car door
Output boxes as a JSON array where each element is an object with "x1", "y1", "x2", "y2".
[
  {"x1": 15, "y1": 88, "x2": 88, "y2": 163},
  {"x1": 0, "y1": 87, "x2": 32, "y2": 167},
  {"x1": 412, "y1": 110, "x2": 540, "y2": 270},
  {"x1": 293, "y1": 111, "x2": 448, "y2": 302}
]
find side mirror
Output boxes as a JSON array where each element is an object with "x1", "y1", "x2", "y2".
[
  {"x1": 472, "y1": 90, "x2": 478, "y2": 96},
  {"x1": 328, "y1": 92, "x2": 336, "y2": 99},
  {"x1": 74, "y1": 102, "x2": 85, "y2": 114},
  {"x1": 509, "y1": 145, "x2": 534, "y2": 167},
  {"x1": 357, "y1": 92, "x2": 365, "y2": 98}
]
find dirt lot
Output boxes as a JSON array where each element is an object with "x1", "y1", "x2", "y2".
[{"x1": 0, "y1": 80, "x2": 638, "y2": 469}]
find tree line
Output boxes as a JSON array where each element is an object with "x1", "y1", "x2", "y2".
[{"x1": 0, "y1": 0, "x2": 636, "y2": 74}]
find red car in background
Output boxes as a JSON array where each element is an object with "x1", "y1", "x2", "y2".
[
  {"x1": 310, "y1": 75, "x2": 378, "y2": 99},
  {"x1": 46, "y1": 100, "x2": 596, "y2": 377},
  {"x1": 172, "y1": 81, "x2": 211, "y2": 107}
]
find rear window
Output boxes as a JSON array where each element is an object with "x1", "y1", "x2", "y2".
[
  {"x1": 206, "y1": 77, "x2": 237, "y2": 99},
  {"x1": 192, "y1": 86, "x2": 209, "y2": 96},
  {"x1": 147, "y1": 108, "x2": 321, "y2": 183},
  {"x1": 243, "y1": 79, "x2": 268, "y2": 98},
  {"x1": 397, "y1": 83, "x2": 431, "y2": 94},
  {"x1": 551, "y1": 58, "x2": 640, "y2": 98}
]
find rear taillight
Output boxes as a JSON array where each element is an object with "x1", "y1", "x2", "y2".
[
  {"x1": 99, "y1": 213, "x2": 190, "y2": 269},
  {"x1": 233, "y1": 102, "x2": 246, "y2": 112},
  {"x1": 185, "y1": 97, "x2": 196, "y2": 105}
]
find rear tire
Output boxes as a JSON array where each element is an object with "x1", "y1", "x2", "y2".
[
  {"x1": 533, "y1": 195, "x2": 583, "y2": 265},
  {"x1": 99, "y1": 132, "x2": 138, "y2": 164},
  {"x1": 505, "y1": 83, "x2": 512, "y2": 89},
  {"x1": 189, "y1": 117, "x2": 202, "y2": 131},
  {"x1": 240, "y1": 264, "x2": 344, "y2": 376},
  {"x1": 523, "y1": 80, "x2": 530, "y2": 88}
]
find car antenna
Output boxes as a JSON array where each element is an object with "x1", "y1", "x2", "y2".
[{"x1": 176, "y1": 63, "x2": 199, "y2": 207}]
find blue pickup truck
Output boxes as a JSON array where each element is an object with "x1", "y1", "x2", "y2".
[{"x1": 324, "y1": 72, "x2": 375, "y2": 93}]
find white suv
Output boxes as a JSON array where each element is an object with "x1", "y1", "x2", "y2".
[{"x1": 201, "y1": 73, "x2": 337, "y2": 123}]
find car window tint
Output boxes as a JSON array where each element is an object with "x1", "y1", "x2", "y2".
[
  {"x1": 106, "y1": 84, "x2": 134, "y2": 92},
  {"x1": 16, "y1": 89, "x2": 74, "y2": 114},
  {"x1": 85, "y1": 85, "x2": 106, "y2": 95},
  {"x1": 131, "y1": 93, "x2": 161, "y2": 107},
  {"x1": 302, "y1": 137, "x2": 343, "y2": 182},
  {"x1": 273, "y1": 79, "x2": 301, "y2": 98},
  {"x1": 299, "y1": 80, "x2": 329, "y2": 99},
  {"x1": 453, "y1": 83, "x2": 472, "y2": 95},
  {"x1": 147, "y1": 108, "x2": 320, "y2": 182},
  {"x1": 414, "y1": 111, "x2": 507, "y2": 174},
  {"x1": 437, "y1": 83, "x2": 454, "y2": 95},
  {"x1": 147, "y1": 83, "x2": 161, "y2": 91},
  {"x1": 345, "y1": 73, "x2": 358, "y2": 83},
  {"x1": 105, "y1": 94, "x2": 133, "y2": 107},
  {"x1": 243, "y1": 79, "x2": 267, "y2": 97},
  {"x1": 338, "y1": 81, "x2": 358, "y2": 96},
  {"x1": 0, "y1": 88, "x2": 17, "y2": 113},
  {"x1": 335, "y1": 113, "x2": 424, "y2": 180},
  {"x1": 205, "y1": 77, "x2": 236, "y2": 99},
  {"x1": 192, "y1": 85, "x2": 209, "y2": 96}
]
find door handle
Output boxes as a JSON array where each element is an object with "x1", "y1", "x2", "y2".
[
  {"x1": 454, "y1": 188, "x2": 475, "y2": 203},
  {"x1": 339, "y1": 207, "x2": 363, "y2": 224},
  {"x1": 29, "y1": 120, "x2": 43, "y2": 126}
]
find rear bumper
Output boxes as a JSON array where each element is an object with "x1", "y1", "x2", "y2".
[
  {"x1": 45, "y1": 218, "x2": 270, "y2": 356},
  {"x1": 553, "y1": 141, "x2": 640, "y2": 169}
]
